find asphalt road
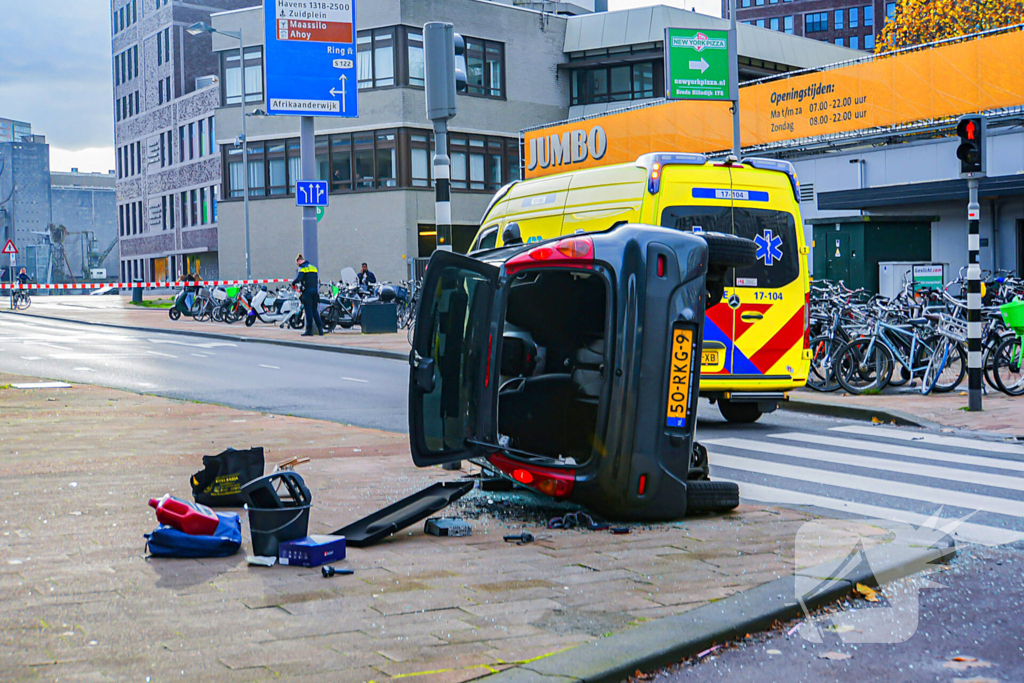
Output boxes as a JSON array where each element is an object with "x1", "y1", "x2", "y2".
[
  {"x1": 4, "y1": 314, "x2": 1024, "y2": 545},
  {"x1": 0, "y1": 314, "x2": 409, "y2": 431}
]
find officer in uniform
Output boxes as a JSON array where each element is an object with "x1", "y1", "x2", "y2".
[{"x1": 292, "y1": 254, "x2": 324, "y2": 336}]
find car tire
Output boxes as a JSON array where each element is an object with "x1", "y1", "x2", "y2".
[
  {"x1": 701, "y1": 232, "x2": 758, "y2": 269},
  {"x1": 717, "y1": 398, "x2": 763, "y2": 423},
  {"x1": 687, "y1": 480, "x2": 740, "y2": 513}
]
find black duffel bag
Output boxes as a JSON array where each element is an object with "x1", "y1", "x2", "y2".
[{"x1": 190, "y1": 447, "x2": 265, "y2": 507}]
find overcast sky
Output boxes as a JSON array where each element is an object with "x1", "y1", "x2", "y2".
[{"x1": 0, "y1": 0, "x2": 719, "y2": 173}]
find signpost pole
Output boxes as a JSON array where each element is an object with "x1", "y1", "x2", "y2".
[
  {"x1": 239, "y1": 28, "x2": 252, "y2": 279},
  {"x1": 433, "y1": 121, "x2": 452, "y2": 253},
  {"x1": 300, "y1": 115, "x2": 319, "y2": 265},
  {"x1": 966, "y1": 178, "x2": 982, "y2": 411},
  {"x1": 9, "y1": 253, "x2": 14, "y2": 310},
  {"x1": 728, "y1": 0, "x2": 740, "y2": 157}
]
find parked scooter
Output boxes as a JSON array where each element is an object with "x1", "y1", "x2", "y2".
[
  {"x1": 244, "y1": 286, "x2": 303, "y2": 328},
  {"x1": 168, "y1": 284, "x2": 199, "y2": 320}
]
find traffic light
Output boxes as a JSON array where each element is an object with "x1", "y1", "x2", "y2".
[
  {"x1": 956, "y1": 115, "x2": 985, "y2": 175},
  {"x1": 453, "y1": 33, "x2": 467, "y2": 94}
]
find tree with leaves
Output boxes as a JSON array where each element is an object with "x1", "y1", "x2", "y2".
[{"x1": 876, "y1": 0, "x2": 1024, "y2": 53}]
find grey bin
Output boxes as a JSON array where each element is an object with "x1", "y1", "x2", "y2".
[
  {"x1": 131, "y1": 279, "x2": 143, "y2": 304},
  {"x1": 361, "y1": 302, "x2": 398, "y2": 334}
]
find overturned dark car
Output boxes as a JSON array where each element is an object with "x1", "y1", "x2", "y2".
[{"x1": 408, "y1": 223, "x2": 756, "y2": 521}]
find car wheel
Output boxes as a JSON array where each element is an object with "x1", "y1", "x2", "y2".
[
  {"x1": 687, "y1": 480, "x2": 740, "y2": 513},
  {"x1": 717, "y1": 398, "x2": 762, "y2": 423},
  {"x1": 700, "y1": 232, "x2": 758, "y2": 269}
]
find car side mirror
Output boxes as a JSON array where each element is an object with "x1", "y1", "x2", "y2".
[
  {"x1": 412, "y1": 354, "x2": 436, "y2": 393},
  {"x1": 502, "y1": 222, "x2": 523, "y2": 246}
]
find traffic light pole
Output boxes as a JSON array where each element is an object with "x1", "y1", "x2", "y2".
[
  {"x1": 966, "y1": 178, "x2": 982, "y2": 411},
  {"x1": 433, "y1": 121, "x2": 452, "y2": 253}
]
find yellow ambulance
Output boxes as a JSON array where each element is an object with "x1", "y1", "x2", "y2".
[{"x1": 469, "y1": 152, "x2": 812, "y2": 423}]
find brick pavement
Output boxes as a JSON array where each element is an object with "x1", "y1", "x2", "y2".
[{"x1": 0, "y1": 374, "x2": 890, "y2": 681}]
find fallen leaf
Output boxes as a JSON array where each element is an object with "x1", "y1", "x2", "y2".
[
  {"x1": 871, "y1": 416, "x2": 883, "y2": 424},
  {"x1": 818, "y1": 651, "x2": 852, "y2": 661},
  {"x1": 943, "y1": 657, "x2": 992, "y2": 671},
  {"x1": 854, "y1": 583, "x2": 880, "y2": 602}
]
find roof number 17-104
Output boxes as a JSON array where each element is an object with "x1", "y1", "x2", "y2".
[{"x1": 754, "y1": 291, "x2": 783, "y2": 301}]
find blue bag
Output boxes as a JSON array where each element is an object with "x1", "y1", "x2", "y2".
[{"x1": 145, "y1": 512, "x2": 242, "y2": 558}]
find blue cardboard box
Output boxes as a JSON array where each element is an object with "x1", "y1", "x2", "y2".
[{"x1": 278, "y1": 535, "x2": 346, "y2": 567}]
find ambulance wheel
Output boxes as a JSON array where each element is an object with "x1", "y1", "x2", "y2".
[
  {"x1": 168, "y1": 308, "x2": 181, "y2": 321},
  {"x1": 687, "y1": 481, "x2": 740, "y2": 513},
  {"x1": 718, "y1": 398, "x2": 762, "y2": 424},
  {"x1": 701, "y1": 232, "x2": 758, "y2": 269}
]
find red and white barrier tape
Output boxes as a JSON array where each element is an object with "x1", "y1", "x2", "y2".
[{"x1": 0, "y1": 278, "x2": 292, "y2": 290}]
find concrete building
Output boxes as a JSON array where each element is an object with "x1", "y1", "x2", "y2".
[
  {"x1": 725, "y1": 0, "x2": 894, "y2": 51},
  {"x1": 0, "y1": 118, "x2": 33, "y2": 144},
  {"x1": 111, "y1": 0, "x2": 253, "y2": 284},
  {"x1": 211, "y1": 1, "x2": 855, "y2": 283},
  {"x1": 0, "y1": 135, "x2": 52, "y2": 274},
  {"x1": 51, "y1": 170, "x2": 119, "y2": 279}
]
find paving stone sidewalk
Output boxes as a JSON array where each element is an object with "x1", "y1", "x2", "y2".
[{"x1": 0, "y1": 374, "x2": 891, "y2": 681}]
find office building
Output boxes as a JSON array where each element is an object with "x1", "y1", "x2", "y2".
[
  {"x1": 0, "y1": 135, "x2": 52, "y2": 274},
  {"x1": 51, "y1": 170, "x2": 119, "y2": 279},
  {"x1": 725, "y1": 0, "x2": 897, "y2": 51},
  {"x1": 211, "y1": 1, "x2": 854, "y2": 282},
  {"x1": 110, "y1": 0, "x2": 252, "y2": 284},
  {"x1": 0, "y1": 118, "x2": 33, "y2": 143}
]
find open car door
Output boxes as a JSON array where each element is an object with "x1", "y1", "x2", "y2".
[{"x1": 409, "y1": 250, "x2": 499, "y2": 467}]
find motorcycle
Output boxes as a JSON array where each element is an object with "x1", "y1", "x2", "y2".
[{"x1": 244, "y1": 286, "x2": 303, "y2": 328}]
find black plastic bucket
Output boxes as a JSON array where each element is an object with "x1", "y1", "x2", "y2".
[{"x1": 246, "y1": 504, "x2": 311, "y2": 557}]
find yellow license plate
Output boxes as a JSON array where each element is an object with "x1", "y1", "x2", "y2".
[
  {"x1": 699, "y1": 341, "x2": 727, "y2": 373},
  {"x1": 666, "y1": 327, "x2": 695, "y2": 428},
  {"x1": 702, "y1": 350, "x2": 719, "y2": 366}
]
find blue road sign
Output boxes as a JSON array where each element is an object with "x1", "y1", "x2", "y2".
[
  {"x1": 296, "y1": 180, "x2": 329, "y2": 207},
  {"x1": 263, "y1": 0, "x2": 358, "y2": 117}
]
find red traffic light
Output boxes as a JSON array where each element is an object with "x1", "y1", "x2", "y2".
[
  {"x1": 957, "y1": 117, "x2": 981, "y2": 141},
  {"x1": 955, "y1": 116, "x2": 985, "y2": 174}
]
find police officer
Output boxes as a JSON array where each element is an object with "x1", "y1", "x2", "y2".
[{"x1": 292, "y1": 253, "x2": 324, "y2": 336}]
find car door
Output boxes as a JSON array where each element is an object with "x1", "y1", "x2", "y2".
[{"x1": 409, "y1": 250, "x2": 499, "y2": 467}]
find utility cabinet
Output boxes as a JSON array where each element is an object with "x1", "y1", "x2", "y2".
[{"x1": 809, "y1": 217, "x2": 933, "y2": 293}]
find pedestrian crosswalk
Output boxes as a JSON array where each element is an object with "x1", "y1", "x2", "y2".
[{"x1": 704, "y1": 426, "x2": 1024, "y2": 547}]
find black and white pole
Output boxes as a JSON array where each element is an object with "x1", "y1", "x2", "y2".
[
  {"x1": 966, "y1": 178, "x2": 982, "y2": 411},
  {"x1": 433, "y1": 121, "x2": 452, "y2": 253}
]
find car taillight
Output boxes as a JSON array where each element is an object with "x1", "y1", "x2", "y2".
[
  {"x1": 803, "y1": 291, "x2": 811, "y2": 349},
  {"x1": 490, "y1": 453, "x2": 575, "y2": 498},
  {"x1": 505, "y1": 237, "x2": 594, "y2": 275}
]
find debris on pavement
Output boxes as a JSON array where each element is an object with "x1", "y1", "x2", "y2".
[
  {"x1": 246, "y1": 555, "x2": 277, "y2": 567},
  {"x1": 424, "y1": 517, "x2": 473, "y2": 537}
]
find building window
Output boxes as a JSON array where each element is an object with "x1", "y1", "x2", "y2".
[
  {"x1": 756, "y1": 19, "x2": 766, "y2": 28},
  {"x1": 163, "y1": 28, "x2": 170, "y2": 64},
  {"x1": 806, "y1": 12, "x2": 828, "y2": 33},
  {"x1": 188, "y1": 122, "x2": 196, "y2": 160},
  {"x1": 835, "y1": 37, "x2": 845, "y2": 46},
  {"x1": 247, "y1": 143, "x2": 265, "y2": 197},
  {"x1": 357, "y1": 28, "x2": 395, "y2": 89},
  {"x1": 865, "y1": 5, "x2": 874, "y2": 26},
  {"x1": 157, "y1": 30, "x2": 163, "y2": 65},
  {"x1": 834, "y1": 10, "x2": 843, "y2": 29},
  {"x1": 785, "y1": 15, "x2": 794, "y2": 33},
  {"x1": 222, "y1": 47, "x2": 263, "y2": 105},
  {"x1": 180, "y1": 191, "x2": 188, "y2": 227},
  {"x1": 207, "y1": 116, "x2": 215, "y2": 155},
  {"x1": 464, "y1": 37, "x2": 504, "y2": 98},
  {"x1": 742, "y1": 0, "x2": 750, "y2": 6},
  {"x1": 850, "y1": 35, "x2": 859, "y2": 50},
  {"x1": 407, "y1": 28, "x2": 424, "y2": 87},
  {"x1": 886, "y1": 2, "x2": 896, "y2": 21},
  {"x1": 198, "y1": 119, "x2": 205, "y2": 158},
  {"x1": 267, "y1": 141, "x2": 287, "y2": 194},
  {"x1": 571, "y1": 61, "x2": 659, "y2": 106},
  {"x1": 865, "y1": 32, "x2": 875, "y2": 49},
  {"x1": 850, "y1": 7, "x2": 859, "y2": 28},
  {"x1": 410, "y1": 133, "x2": 433, "y2": 187},
  {"x1": 770, "y1": 17, "x2": 780, "y2": 31}
]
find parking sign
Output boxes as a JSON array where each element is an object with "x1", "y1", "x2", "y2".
[{"x1": 263, "y1": 0, "x2": 358, "y2": 117}]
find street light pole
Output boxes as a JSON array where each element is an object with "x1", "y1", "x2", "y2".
[{"x1": 238, "y1": 29, "x2": 252, "y2": 279}]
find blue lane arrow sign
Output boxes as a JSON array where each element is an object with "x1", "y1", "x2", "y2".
[{"x1": 296, "y1": 180, "x2": 329, "y2": 207}]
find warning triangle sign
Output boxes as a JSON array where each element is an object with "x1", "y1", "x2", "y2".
[{"x1": 1, "y1": 239, "x2": 17, "y2": 255}]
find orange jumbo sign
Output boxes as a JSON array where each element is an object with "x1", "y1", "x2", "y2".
[{"x1": 525, "y1": 29, "x2": 1024, "y2": 178}]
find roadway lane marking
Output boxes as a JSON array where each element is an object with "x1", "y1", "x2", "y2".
[
  {"x1": 706, "y1": 451, "x2": 1024, "y2": 518},
  {"x1": 259, "y1": 364, "x2": 280, "y2": 370},
  {"x1": 19, "y1": 356, "x2": 41, "y2": 360},
  {"x1": 705, "y1": 438, "x2": 1024, "y2": 492},
  {"x1": 769, "y1": 433, "x2": 1024, "y2": 473},
  {"x1": 72, "y1": 367, "x2": 96, "y2": 372},
  {"x1": 734, "y1": 481, "x2": 1024, "y2": 547},
  {"x1": 149, "y1": 339, "x2": 237, "y2": 349},
  {"x1": 147, "y1": 350, "x2": 177, "y2": 358},
  {"x1": 191, "y1": 353, "x2": 210, "y2": 358},
  {"x1": 341, "y1": 377, "x2": 368, "y2": 383},
  {"x1": 35, "y1": 343, "x2": 74, "y2": 351},
  {"x1": 832, "y1": 425, "x2": 1024, "y2": 456}
]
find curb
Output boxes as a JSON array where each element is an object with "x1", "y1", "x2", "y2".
[
  {"x1": 779, "y1": 394, "x2": 939, "y2": 429},
  {"x1": 486, "y1": 527, "x2": 955, "y2": 682},
  {"x1": 1, "y1": 310, "x2": 408, "y2": 362}
]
